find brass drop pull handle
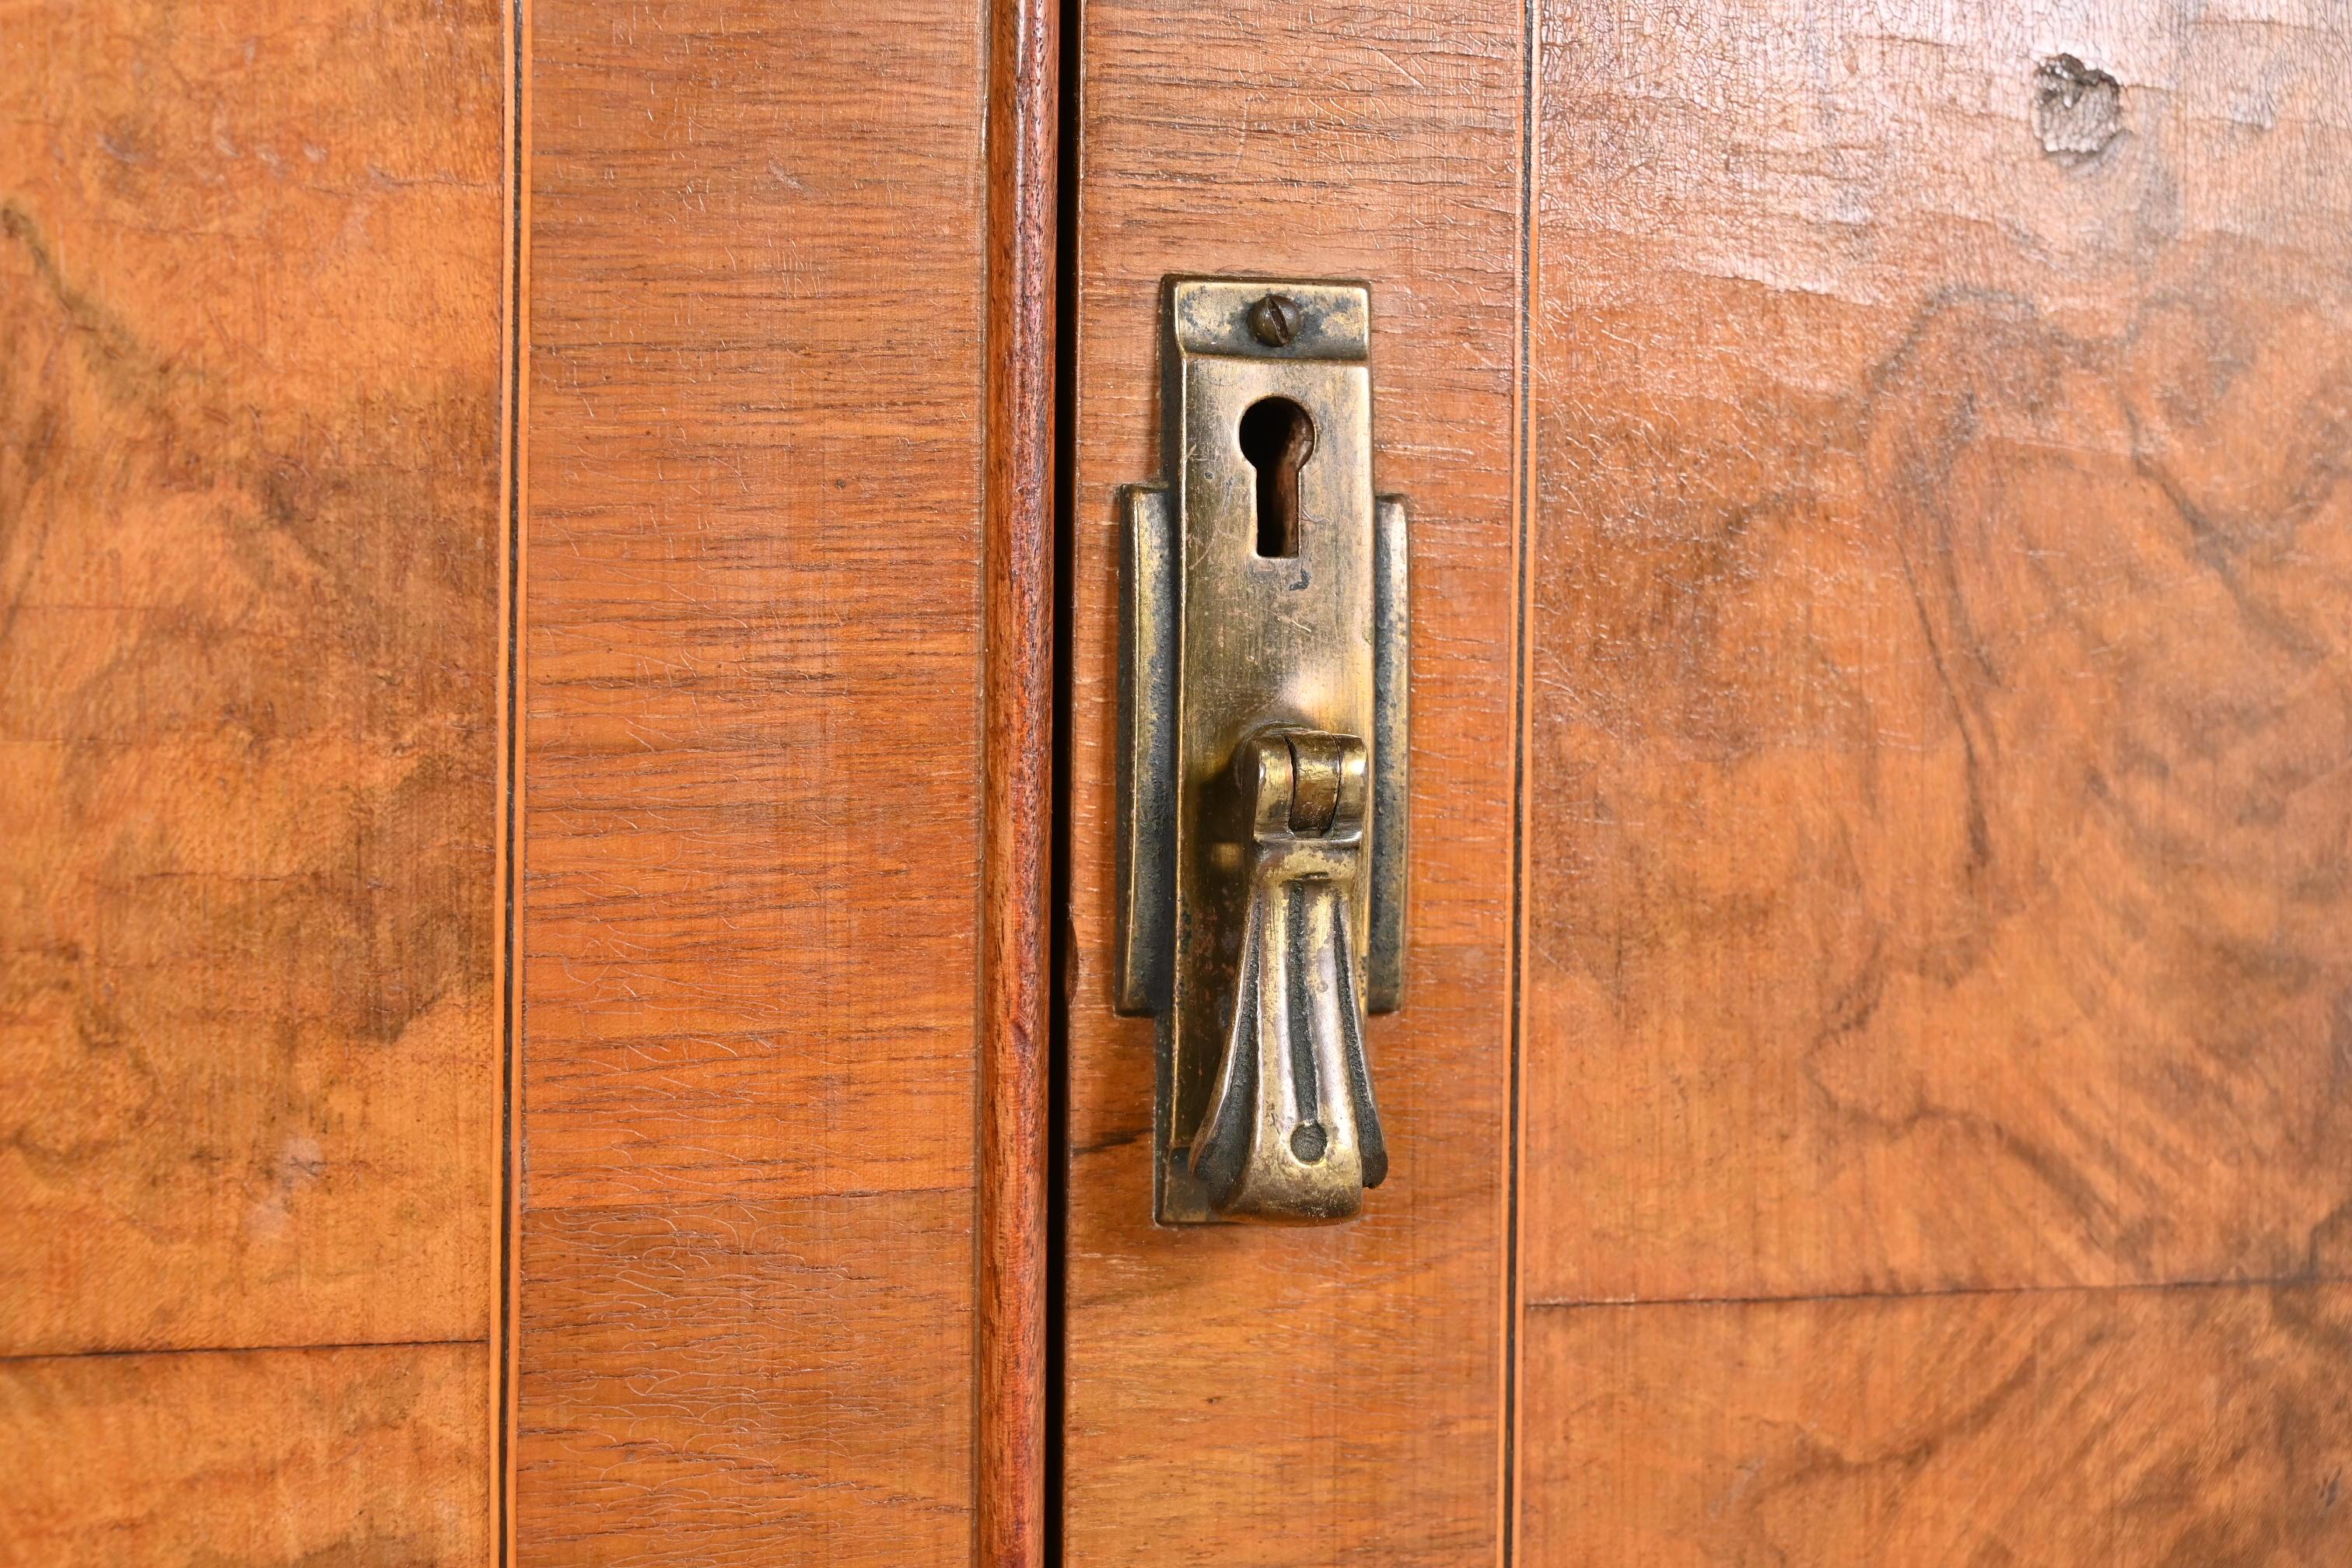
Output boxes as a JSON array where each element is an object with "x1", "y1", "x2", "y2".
[
  {"x1": 1189, "y1": 729, "x2": 1388, "y2": 1220},
  {"x1": 1115, "y1": 278, "x2": 1409, "y2": 1225}
]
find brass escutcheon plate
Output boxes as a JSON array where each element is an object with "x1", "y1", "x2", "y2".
[{"x1": 1116, "y1": 278, "x2": 1409, "y2": 1225}]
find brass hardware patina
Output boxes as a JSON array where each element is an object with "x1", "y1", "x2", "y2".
[{"x1": 1117, "y1": 278, "x2": 1409, "y2": 1225}]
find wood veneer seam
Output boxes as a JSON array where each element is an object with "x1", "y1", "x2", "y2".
[
  {"x1": 1524, "y1": 1275, "x2": 2352, "y2": 1314},
  {"x1": 521, "y1": 1182, "x2": 979, "y2": 1216},
  {"x1": 1502, "y1": 0, "x2": 1540, "y2": 1561},
  {"x1": 0, "y1": 1338, "x2": 489, "y2": 1368},
  {"x1": 495, "y1": 2, "x2": 532, "y2": 1564}
]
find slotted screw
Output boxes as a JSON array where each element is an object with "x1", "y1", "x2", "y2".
[{"x1": 1248, "y1": 292, "x2": 1302, "y2": 348}]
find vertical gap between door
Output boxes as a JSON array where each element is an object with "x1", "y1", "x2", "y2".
[{"x1": 1043, "y1": 0, "x2": 1083, "y2": 1553}]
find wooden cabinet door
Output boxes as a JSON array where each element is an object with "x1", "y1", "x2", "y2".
[
  {"x1": 1062, "y1": 3, "x2": 1520, "y2": 1561},
  {"x1": 514, "y1": 2, "x2": 1052, "y2": 1563},
  {"x1": 9, "y1": 1, "x2": 2350, "y2": 1563},
  {"x1": 5, "y1": 3, "x2": 1049, "y2": 1564},
  {"x1": 1062, "y1": 1, "x2": 2352, "y2": 1563}
]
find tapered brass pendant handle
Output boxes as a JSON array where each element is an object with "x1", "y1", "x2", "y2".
[
  {"x1": 1115, "y1": 278, "x2": 1409, "y2": 1225},
  {"x1": 1189, "y1": 730, "x2": 1388, "y2": 1220}
]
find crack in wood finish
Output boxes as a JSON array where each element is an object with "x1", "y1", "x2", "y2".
[
  {"x1": 1062, "y1": 2, "x2": 1524, "y2": 1560},
  {"x1": 516, "y1": 2, "x2": 991, "y2": 1560},
  {"x1": 0, "y1": 0, "x2": 502, "y2": 1557}
]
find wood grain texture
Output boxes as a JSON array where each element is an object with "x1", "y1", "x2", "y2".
[
  {"x1": 517, "y1": 0, "x2": 989, "y2": 1559},
  {"x1": 1515, "y1": 2, "x2": 2352, "y2": 1557},
  {"x1": 1524, "y1": 0, "x2": 2352, "y2": 1305},
  {"x1": 1, "y1": 1, "x2": 502, "y2": 1558},
  {"x1": 1521, "y1": 1283, "x2": 2352, "y2": 1565},
  {"x1": 518, "y1": 1194, "x2": 973, "y2": 1564},
  {"x1": 1062, "y1": 3, "x2": 1524, "y2": 1561},
  {"x1": 0, "y1": 0, "x2": 505, "y2": 1360},
  {"x1": 978, "y1": 0, "x2": 1059, "y2": 1560},
  {"x1": 0, "y1": 1342, "x2": 494, "y2": 1568}
]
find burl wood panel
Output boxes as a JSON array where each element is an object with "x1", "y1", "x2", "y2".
[
  {"x1": 0, "y1": 1343, "x2": 493, "y2": 1567},
  {"x1": 1062, "y1": 4, "x2": 1523, "y2": 1562},
  {"x1": 1525, "y1": 2, "x2": 2352, "y2": 1304},
  {"x1": 1, "y1": 0, "x2": 501, "y2": 1551},
  {"x1": 0, "y1": 0, "x2": 502, "y2": 1552},
  {"x1": 1518, "y1": 1, "x2": 2352, "y2": 1557},
  {"x1": 0, "y1": 0, "x2": 503, "y2": 1360},
  {"x1": 519, "y1": 2, "x2": 987, "y2": 1561},
  {"x1": 1521, "y1": 1284, "x2": 2352, "y2": 1564}
]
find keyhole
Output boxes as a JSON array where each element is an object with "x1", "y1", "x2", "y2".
[{"x1": 1238, "y1": 397, "x2": 1314, "y2": 558}]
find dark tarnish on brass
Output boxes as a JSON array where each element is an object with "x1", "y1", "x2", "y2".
[{"x1": 1116, "y1": 278, "x2": 1409, "y2": 1226}]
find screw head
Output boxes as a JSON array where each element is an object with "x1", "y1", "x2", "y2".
[{"x1": 1248, "y1": 292, "x2": 1302, "y2": 348}]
